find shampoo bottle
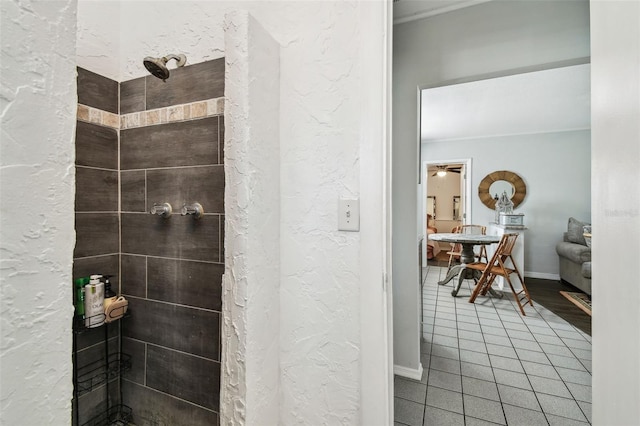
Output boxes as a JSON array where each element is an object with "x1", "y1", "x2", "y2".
[{"x1": 84, "y1": 275, "x2": 105, "y2": 328}]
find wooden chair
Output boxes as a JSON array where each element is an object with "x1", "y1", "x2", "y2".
[
  {"x1": 446, "y1": 225, "x2": 488, "y2": 271},
  {"x1": 466, "y1": 233, "x2": 533, "y2": 315}
]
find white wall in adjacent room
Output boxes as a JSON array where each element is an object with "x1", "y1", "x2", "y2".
[{"x1": 422, "y1": 129, "x2": 591, "y2": 278}]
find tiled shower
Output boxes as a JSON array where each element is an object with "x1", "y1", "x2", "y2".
[{"x1": 73, "y1": 59, "x2": 225, "y2": 425}]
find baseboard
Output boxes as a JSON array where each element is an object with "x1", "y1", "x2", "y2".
[
  {"x1": 394, "y1": 363, "x2": 424, "y2": 381},
  {"x1": 525, "y1": 271, "x2": 560, "y2": 281}
]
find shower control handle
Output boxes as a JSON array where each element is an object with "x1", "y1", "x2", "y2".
[
  {"x1": 150, "y1": 203, "x2": 172, "y2": 218},
  {"x1": 181, "y1": 203, "x2": 203, "y2": 219}
]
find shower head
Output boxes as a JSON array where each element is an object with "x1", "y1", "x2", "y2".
[{"x1": 143, "y1": 53, "x2": 187, "y2": 82}]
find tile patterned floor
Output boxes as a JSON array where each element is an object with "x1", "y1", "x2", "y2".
[{"x1": 394, "y1": 266, "x2": 592, "y2": 426}]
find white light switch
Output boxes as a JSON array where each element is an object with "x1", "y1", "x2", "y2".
[{"x1": 338, "y1": 198, "x2": 360, "y2": 231}]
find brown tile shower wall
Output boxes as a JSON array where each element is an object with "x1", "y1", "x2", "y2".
[
  {"x1": 119, "y1": 58, "x2": 225, "y2": 425},
  {"x1": 73, "y1": 67, "x2": 121, "y2": 426}
]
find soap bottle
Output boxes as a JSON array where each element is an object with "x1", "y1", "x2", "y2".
[
  {"x1": 73, "y1": 277, "x2": 90, "y2": 317},
  {"x1": 103, "y1": 275, "x2": 117, "y2": 310},
  {"x1": 84, "y1": 275, "x2": 105, "y2": 328}
]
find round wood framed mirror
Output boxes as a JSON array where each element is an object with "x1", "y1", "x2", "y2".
[{"x1": 478, "y1": 170, "x2": 526, "y2": 209}]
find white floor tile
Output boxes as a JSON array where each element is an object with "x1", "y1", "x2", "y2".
[
  {"x1": 396, "y1": 266, "x2": 592, "y2": 425},
  {"x1": 486, "y1": 343, "x2": 518, "y2": 359},
  {"x1": 460, "y1": 349, "x2": 490, "y2": 367},
  {"x1": 428, "y1": 369, "x2": 462, "y2": 392},
  {"x1": 463, "y1": 395, "x2": 506, "y2": 425},
  {"x1": 520, "y1": 360, "x2": 561, "y2": 379},
  {"x1": 489, "y1": 355, "x2": 524, "y2": 373},
  {"x1": 503, "y1": 404, "x2": 548, "y2": 426},
  {"x1": 497, "y1": 384, "x2": 541, "y2": 411},
  {"x1": 431, "y1": 344, "x2": 460, "y2": 360},
  {"x1": 528, "y1": 375, "x2": 572, "y2": 398},
  {"x1": 426, "y1": 386, "x2": 464, "y2": 414},
  {"x1": 537, "y1": 393, "x2": 588, "y2": 422},
  {"x1": 423, "y1": 405, "x2": 464, "y2": 426},
  {"x1": 462, "y1": 376, "x2": 500, "y2": 401},
  {"x1": 493, "y1": 369, "x2": 532, "y2": 390},
  {"x1": 555, "y1": 366, "x2": 592, "y2": 386}
]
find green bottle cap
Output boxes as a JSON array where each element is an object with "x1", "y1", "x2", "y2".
[{"x1": 74, "y1": 277, "x2": 90, "y2": 287}]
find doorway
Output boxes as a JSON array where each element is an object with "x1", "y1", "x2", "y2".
[
  {"x1": 391, "y1": 0, "x2": 592, "y2": 423},
  {"x1": 421, "y1": 159, "x2": 471, "y2": 266}
]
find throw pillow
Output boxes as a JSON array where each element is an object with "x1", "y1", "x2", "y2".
[{"x1": 567, "y1": 217, "x2": 590, "y2": 246}]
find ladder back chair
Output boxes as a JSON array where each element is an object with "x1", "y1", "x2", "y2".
[
  {"x1": 466, "y1": 233, "x2": 533, "y2": 315},
  {"x1": 447, "y1": 225, "x2": 489, "y2": 271}
]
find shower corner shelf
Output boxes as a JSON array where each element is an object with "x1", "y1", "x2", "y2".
[
  {"x1": 73, "y1": 311, "x2": 133, "y2": 426},
  {"x1": 76, "y1": 353, "x2": 132, "y2": 397},
  {"x1": 80, "y1": 404, "x2": 133, "y2": 426},
  {"x1": 73, "y1": 307, "x2": 130, "y2": 333}
]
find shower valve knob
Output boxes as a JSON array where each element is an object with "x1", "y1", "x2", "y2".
[
  {"x1": 181, "y1": 203, "x2": 203, "y2": 219},
  {"x1": 150, "y1": 203, "x2": 172, "y2": 218}
]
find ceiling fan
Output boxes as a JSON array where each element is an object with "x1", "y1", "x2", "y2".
[{"x1": 430, "y1": 165, "x2": 462, "y2": 177}]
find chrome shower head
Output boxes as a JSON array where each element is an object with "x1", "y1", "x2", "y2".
[{"x1": 143, "y1": 53, "x2": 187, "y2": 82}]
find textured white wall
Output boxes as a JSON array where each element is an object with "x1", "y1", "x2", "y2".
[
  {"x1": 590, "y1": 1, "x2": 640, "y2": 423},
  {"x1": 393, "y1": 0, "x2": 591, "y2": 373},
  {"x1": 77, "y1": 1, "x2": 390, "y2": 423},
  {"x1": 0, "y1": 0, "x2": 77, "y2": 424},
  {"x1": 422, "y1": 130, "x2": 591, "y2": 278},
  {"x1": 76, "y1": 0, "x2": 120, "y2": 80},
  {"x1": 222, "y1": 10, "x2": 280, "y2": 425}
]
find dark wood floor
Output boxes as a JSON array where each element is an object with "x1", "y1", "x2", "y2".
[
  {"x1": 427, "y1": 255, "x2": 591, "y2": 336},
  {"x1": 525, "y1": 276, "x2": 591, "y2": 336}
]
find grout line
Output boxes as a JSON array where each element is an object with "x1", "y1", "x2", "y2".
[
  {"x1": 124, "y1": 164, "x2": 222, "y2": 172},
  {"x1": 217, "y1": 115, "x2": 221, "y2": 165},
  {"x1": 143, "y1": 341, "x2": 220, "y2": 363},
  {"x1": 143, "y1": 342, "x2": 147, "y2": 386},
  {"x1": 120, "y1": 377, "x2": 219, "y2": 415},
  {"x1": 74, "y1": 253, "x2": 120, "y2": 260},
  {"x1": 75, "y1": 211, "x2": 120, "y2": 214},
  {"x1": 118, "y1": 112, "x2": 122, "y2": 297},
  {"x1": 120, "y1": 253, "x2": 223, "y2": 265},
  {"x1": 144, "y1": 255, "x2": 148, "y2": 299},
  {"x1": 144, "y1": 169, "x2": 147, "y2": 213},
  {"x1": 123, "y1": 294, "x2": 222, "y2": 314},
  {"x1": 76, "y1": 165, "x2": 118, "y2": 172}
]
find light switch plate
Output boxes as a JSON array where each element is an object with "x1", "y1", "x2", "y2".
[{"x1": 338, "y1": 198, "x2": 360, "y2": 231}]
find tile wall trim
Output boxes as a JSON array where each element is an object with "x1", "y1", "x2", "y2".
[
  {"x1": 121, "y1": 98, "x2": 225, "y2": 130},
  {"x1": 77, "y1": 104, "x2": 119, "y2": 129},
  {"x1": 77, "y1": 97, "x2": 225, "y2": 131}
]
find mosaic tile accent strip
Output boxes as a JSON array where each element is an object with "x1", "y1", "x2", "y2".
[
  {"x1": 120, "y1": 98, "x2": 225, "y2": 130},
  {"x1": 77, "y1": 104, "x2": 120, "y2": 129},
  {"x1": 77, "y1": 97, "x2": 225, "y2": 130}
]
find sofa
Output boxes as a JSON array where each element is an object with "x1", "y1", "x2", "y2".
[{"x1": 555, "y1": 217, "x2": 591, "y2": 295}]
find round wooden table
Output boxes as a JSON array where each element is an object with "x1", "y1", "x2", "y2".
[{"x1": 429, "y1": 233, "x2": 501, "y2": 297}]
